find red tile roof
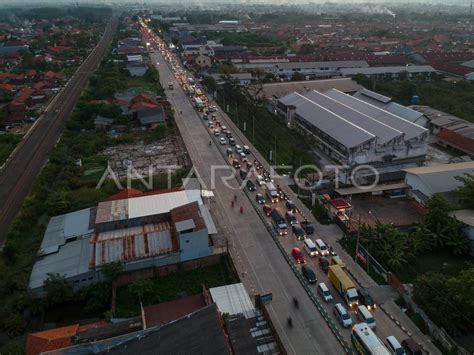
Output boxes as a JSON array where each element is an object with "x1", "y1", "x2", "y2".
[
  {"x1": 0, "y1": 83, "x2": 15, "y2": 91},
  {"x1": 437, "y1": 127, "x2": 474, "y2": 155},
  {"x1": 329, "y1": 199, "x2": 352, "y2": 210}
]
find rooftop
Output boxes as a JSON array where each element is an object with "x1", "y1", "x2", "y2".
[
  {"x1": 449, "y1": 210, "x2": 474, "y2": 227},
  {"x1": 209, "y1": 283, "x2": 257, "y2": 319},
  {"x1": 276, "y1": 60, "x2": 369, "y2": 70},
  {"x1": 340, "y1": 65, "x2": 436, "y2": 76},
  {"x1": 403, "y1": 161, "x2": 474, "y2": 175}
]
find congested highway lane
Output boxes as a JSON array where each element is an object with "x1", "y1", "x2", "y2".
[{"x1": 145, "y1": 29, "x2": 347, "y2": 354}]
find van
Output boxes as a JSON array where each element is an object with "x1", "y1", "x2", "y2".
[
  {"x1": 315, "y1": 239, "x2": 329, "y2": 256},
  {"x1": 318, "y1": 282, "x2": 333, "y2": 302},
  {"x1": 356, "y1": 305, "x2": 376, "y2": 331},
  {"x1": 334, "y1": 303, "x2": 352, "y2": 328},
  {"x1": 303, "y1": 238, "x2": 318, "y2": 257},
  {"x1": 386, "y1": 336, "x2": 406, "y2": 355},
  {"x1": 243, "y1": 145, "x2": 250, "y2": 154}
]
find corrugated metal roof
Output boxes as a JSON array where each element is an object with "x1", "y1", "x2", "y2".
[
  {"x1": 324, "y1": 89, "x2": 428, "y2": 140},
  {"x1": 278, "y1": 91, "x2": 375, "y2": 148},
  {"x1": 199, "y1": 204, "x2": 218, "y2": 235},
  {"x1": 355, "y1": 88, "x2": 391, "y2": 104},
  {"x1": 403, "y1": 161, "x2": 474, "y2": 175},
  {"x1": 94, "y1": 222, "x2": 173, "y2": 266},
  {"x1": 384, "y1": 102, "x2": 425, "y2": 124},
  {"x1": 303, "y1": 90, "x2": 402, "y2": 144},
  {"x1": 209, "y1": 283, "x2": 257, "y2": 319}
]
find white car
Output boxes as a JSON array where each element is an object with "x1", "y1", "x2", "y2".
[
  {"x1": 213, "y1": 129, "x2": 221, "y2": 136},
  {"x1": 256, "y1": 175, "x2": 265, "y2": 186},
  {"x1": 219, "y1": 137, "x2": 227, "y2": 145}
]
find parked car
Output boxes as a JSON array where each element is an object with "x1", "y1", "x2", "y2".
[
  {"x1": 292, "y1": 224, "x2": 306, "y2": 240},
  {"x1": 219, "y1": 137, "x2": 226, "y2": 145},
  {"x1": 301, "y1": 221, "x2": 315, "y2": 234},
  {"x1": 240, "y1": 169, "x2": 248, "y2": 180},
  {"x1": 319, "y1": 257, "x2": 330, "y2": 273},
  {"x1": 358, "y1": 288, "x2": 376, "y2": 311},
  {"x1": 301, "y1": 265, "x2": 317, "y2": 283},
  {"x1": 263, "y1": 204, "x2": 272, "y2": 217},
  {"x1": 208, "y1": 122, "x2": 214, "y2": 128},
  {"x1": 291, "y1": 247, "x2": 306, "y2": 264},
  {"x1": 232, "y1": 159, "x2": 240, "y2": 169},
  {"x1": 286, "y1": 200, "x2": 297, "y2": 212},
  {"x1": 256, "y1": 193, "x2": 265, "y2": 204},
  {"x1": 318, "y1": 282, "x2": 333, "y2": 302},
  {"x1": 246, "y1": 180, "x2": 256, "y2": 191}
]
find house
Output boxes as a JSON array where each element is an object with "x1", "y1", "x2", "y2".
[
  {"x1": 126, "y1": 62, "x2": 147, "y2": 77},
  {"x1": 136, "y1": 106, "x2": 166, "y2": 127},
  {"x1": 403, "y1": 162, "x2": 474, "y2": 204},
  {"x1": 94, "y1": 115, "x2": 114, "y2": 131},
  {"x1": 28, "y1": 188, "x2": 219, "y2": 296}
]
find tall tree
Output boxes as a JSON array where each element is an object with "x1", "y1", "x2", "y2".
[{"x1": 455, "y1": 173, "x2": 474, "y2": 209}]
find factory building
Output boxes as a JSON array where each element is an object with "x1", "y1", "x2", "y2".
[
  {"x1": 28, "y1": 188, "x2": 219, "y2": 296},
  {"x1": 274, "y1": 89, "x2": 428, "y2": 177}
]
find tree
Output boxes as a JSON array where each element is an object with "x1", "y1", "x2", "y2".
[
  {"x1": 455, "y1": 173, "x2": 474, "y2": 209},
  {"x1": 291, "y1": 72, "x2": 304, "y2": 81},
  {"x1": 127, "y1": 279, "x2": 154, "y2": 302},
  {"x1": 203, "y1": 75, "x2": 217, "y2": 93},
  {"x1": 43, "y1": 273, "x2": 73, "y2": 306},
  {"x1": 102, "y1": 262, "x2": 124, "y2": 283}
]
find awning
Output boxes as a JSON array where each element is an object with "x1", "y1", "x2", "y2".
[{"x1": 335, "y1": 182, "x2": 409, "y2": 196}]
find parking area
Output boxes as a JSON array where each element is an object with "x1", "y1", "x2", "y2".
[{"x1": 348, "y1": 195, "x2": 424, "y2": 227}]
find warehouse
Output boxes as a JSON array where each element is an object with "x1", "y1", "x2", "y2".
[
  {"x1": 275, "y1": 89, "x2": 428, "y2": 170},
  {"x1": 29, "y1": 188, "x2": 219, "y2": 296},
  {"x1": 274, "y1": 60, "x2": 369, "y2": 79},
  {"x1": 340, "y1": 65, "x2": 436, "y2": 80}
]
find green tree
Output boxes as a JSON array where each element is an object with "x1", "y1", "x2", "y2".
[
  {"x1": 127, "y1": 279, "x2": 154, "y2": 302},
  {"x1": 43, "y1": 273, "x2": 73, "y2": 306},
  {"x1": 102, "y1": 262, "x2": 124, "y2": 283},
  {"x1": 291, "y1": 72, "x2": 304, "y2": 81},
  {"x1": 203, "y1": 75, "x2": 217, "y2": 93},
  {"x1": 455, "y1": 173, "x2": 474, "y2": 209}
]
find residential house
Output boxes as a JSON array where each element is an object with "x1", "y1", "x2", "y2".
[{"x1": 136, "y1": 106, "x2": 166, "y2": 128}]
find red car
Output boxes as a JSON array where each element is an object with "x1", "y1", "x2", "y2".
[
  {"x1": 263, "y1": 204, "x2": 272, "y2": 217},
  {"x1": 291, "y1": 247, "x2": 306, "y2": 264}
]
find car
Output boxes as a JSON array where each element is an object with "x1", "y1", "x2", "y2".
[
  {"x1": 226, "y1": 148, "x2": 233, "y2": 157},
  {"x1": 263, "y1": 204, "x2": 272, "y2": 217},
  {"x1": 235, "y1": 145, "x2": 243, "y2": 154},
  {"x1": 286, "y1": 200, "x2": 297, "y2": 212},
  {"x1": 208, "y1": 122, "x2": 214, "y2": 128},
  {"x1": 226, "y1": 132, "x2": 232, "y2": 138},
  {"x1": 232, "y1": 159, "x2": 240, "y2": 169},
  {"x1": 285, "y1": 211, "x2": 298, "y2": 226},
  {"x1": 358, "y1": 288, "x2": 376, "y2": 311},
  {"x1": 246, "y1": 180, "x2": 256, "y2": 191},
  {"x1": 401, "y1": 338, "x2": 422, "y2": 355},
  {"x1": 256, "y1": 175, "x2": 265, "y2": 186},
  {"x1": 202, "y1": 113, "x2": 209, "y2": 120},
  {"x1": 334, "y1": 303, "x2": 352, "y2": 328},
  {"x1": 301, "y1": 265, "x2": 317, "y2": 283},
  {"x1": 239, "y1": 152, "x2": 247, "y2": 162},
  {"x1": 291, "y1": 247, "x2": 306, "y2": 264},
  {"x1": 256, "y1": 193, "x2": 265, "y2": 204},
  {"x1": 213, "y1": 129, "x2": 221, "y2": 136},
  {"x1": 229, "y1": 138, "x2": 236, "y2": 146},
  {"x1": 219, "y1": 137, "x2": 226, "y2": 145},
  {"x1": 221, "y1": 125, "x2": 227, "y2": 131},
  {"x1": 301, "y1": 221, "x2": 315, "y2": 234},
  {"x1": 292, "y1": 224, "x2": 306, "y2": 240},
  {"x1": 319, "y1": 257, "x2": 330, "y2": 273}
]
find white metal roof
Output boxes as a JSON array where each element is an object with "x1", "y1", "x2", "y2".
[
  {"x1": 277, "y1": 60, "x2": 368, "y2": 70},
  {"x1": 303, "y1": 90, "x2": 403, "y2": 145},
  {"x1": 324, "y1": 89, "x2": 428, "y2": 140},
  {"x1": 278, "y1": 91, "x2": 375, "y2": 148},
  {"x1": 449, "y1": 210, "x2": 474, "y2": 227},
  {"x1": 209, "y1": 283, "x2": 257, "y2": 319}
]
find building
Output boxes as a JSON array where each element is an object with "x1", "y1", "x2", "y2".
[
  {"x1": 136, "y1": 106, "x2": 166, "y2": 127},
  {"x1": 274, "y1": 60, "x2": 369, "y2": 79},
  {"x1": 353, "y1": 89, "x2": 428, "y2": 127},
  {"x1": 28, "y1": 188, "x2": 219, "y2": 296},
  {"x1": 340, "y1": 65, "x2": 436, "y2": 80},
  {"x1": 403, "y1": 162, "x2": 474, "y2": 204},
  {"x1": 210, "y1": 72, "x2": 255, "y2": 86},
  {"x1": 126, "y1": 62, "x2": 147, "y2": 77},
  {"x1": 274, "y1": 89, "x2": 428, "y2": 173},
  {"x1": 410, "y1": 106, "x2": 474, "y2": 157},
  {"x1": 251, "y1": 78, "x2": 362, "y2": 100}
]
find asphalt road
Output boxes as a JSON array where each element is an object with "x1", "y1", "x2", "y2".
[
  {"x1": 147, "y1": 39, "x2": 345, "y2": 354},
  {"x1": 0, "y1": 15, "x2": 118, "y2": 245}
]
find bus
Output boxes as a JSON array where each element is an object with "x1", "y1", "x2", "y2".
[
  {"x1": 351, "y1": 323, "x2": 390, "y2": 355},
  {"x1": 194, "y1": 97, "x2": 205, "y2": 110}
]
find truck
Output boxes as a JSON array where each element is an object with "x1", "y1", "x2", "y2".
[
  {"x1": 328, "y1": 265, "x2": 359, "y2": 308},
  {"x1": 194, "y1": 97, "x2": 205, "y2": 110},
  {"x1": 271, "y1": 209, "x2": 288, "y2": 236},
  {"x1": 168, "y1": 82, "x2": 174, "y2": 90},
  {"x1": 265, "y1": 182, "x2": 279, "y2": 203}
]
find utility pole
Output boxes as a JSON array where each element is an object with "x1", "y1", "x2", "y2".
[{"x1": 354, "y1": 215, "x2": 361, "y2": 262}]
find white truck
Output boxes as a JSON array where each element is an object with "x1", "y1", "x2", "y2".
[{"x1": 265, "y1": 182, "x2": 279, "y2": 203}]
